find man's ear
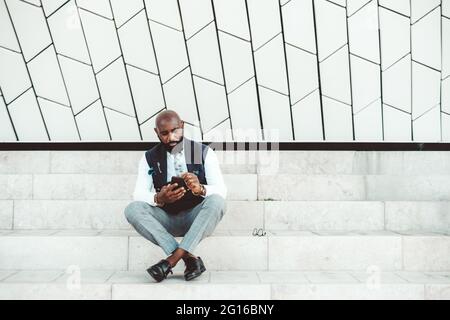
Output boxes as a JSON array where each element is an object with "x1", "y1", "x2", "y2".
[
  {"x1": 180, "y1": 120, "x2": 184, "y2": 129},
  {"x1": 154, "y1": 128, "x2": 158, "y2": 135}
]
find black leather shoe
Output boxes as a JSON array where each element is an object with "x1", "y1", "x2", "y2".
[
  {"x1": 184, "y1": 256, "x2": 206, "y2": 281},
  {"x1": 147, "y1": 259, "x2": 173, "y2": 282}
]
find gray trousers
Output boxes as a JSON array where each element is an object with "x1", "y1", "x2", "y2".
[{"x1": 124, "y1": 194, "x2": 226, "y2": 256}]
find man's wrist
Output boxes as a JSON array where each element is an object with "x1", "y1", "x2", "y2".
[
  {"x1": 193, "y1": 184, "x2": 206, "y2": 196},
  {"x1": 154, "y1": 192, "x2": 165, "y2": 207},
  {"x1": 201, "y1": 184, "x2": 206, "y2": 196}
]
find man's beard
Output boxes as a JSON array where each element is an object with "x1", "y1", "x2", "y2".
[{"x1": 161, "y1": 136, "x2": 184, "y2": 153}]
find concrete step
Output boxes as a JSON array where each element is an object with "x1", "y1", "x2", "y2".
[
  {"x1": 1, "y1": 200, "x2": 448, "y2": 233},
  {"x1": 258, "y1": 174, "x2": 450, "y2": 201},
  {"x1": 0, "y1": 230, "x2": 448, "y2": 272},
  {"x1": 0, "y1": 174, "x2": 257, "y2": 201},
  {"x1": 0, "y1": 270, "x2": 448, "y2": 299},
  {"x1": 3, "y1": 151, "x2": 450, "y2": 175},
  {"x1": 2, "y1": 173, "x2": 450, "y2": 201}
]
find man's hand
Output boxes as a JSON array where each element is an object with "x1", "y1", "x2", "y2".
[
  {"x1": 157, "y1": 183, "x2": 186, "y2": 204},
  {"x1": 181, "y1": 172, "x2": 202, "y2": 195}
]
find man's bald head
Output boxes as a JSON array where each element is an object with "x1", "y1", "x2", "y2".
[
  {"x1": 154, "y1": 110, "x2": 184, "y2": 151},
  {"x1": 155, "y1": 110, "x2": 182, "y2": 129}
]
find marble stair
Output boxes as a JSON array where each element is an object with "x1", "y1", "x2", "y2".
[{"x1": 0, "y1": 150, "x2": 449, "y2": 299}]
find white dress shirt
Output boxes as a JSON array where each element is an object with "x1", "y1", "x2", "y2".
[{"x1": 133, "y1": 145, "x2": 227, "y2": 206}]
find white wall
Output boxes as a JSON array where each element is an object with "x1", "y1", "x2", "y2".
[{"x1": 0, "y1": 0, "x2": 449, "y2": 142}]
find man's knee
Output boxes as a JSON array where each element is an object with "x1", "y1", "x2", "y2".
[
  {"x1": 203, "y1": 194, "x2": 226, "y2": 216},
  {"x1": 124, "y1": 201, "x2": 148, "y2": 223}
]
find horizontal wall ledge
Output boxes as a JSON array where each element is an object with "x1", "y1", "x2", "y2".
[{"x1": 1, "y1": 142, "x2": 450, "y2": 151}]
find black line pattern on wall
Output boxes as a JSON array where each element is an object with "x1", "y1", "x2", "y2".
[{"x1": 0, "y1": 0, "x2": 448, "y2": 142}]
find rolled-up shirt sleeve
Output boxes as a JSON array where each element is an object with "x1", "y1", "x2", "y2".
[
  {"x1": 203, "y1": 147, "x2": 227, "y2": 199},
  {"x1": 133, "y1": 154, "x2": 158, "y2": 206}
]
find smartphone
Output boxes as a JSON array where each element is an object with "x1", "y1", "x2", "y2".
[{"x1": 170, "y1": 176, "x2": 188, "y2": 191}]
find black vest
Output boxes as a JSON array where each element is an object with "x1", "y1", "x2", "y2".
[{"x1": 145, "y1": 138, "x2": 208, "y2": 214}]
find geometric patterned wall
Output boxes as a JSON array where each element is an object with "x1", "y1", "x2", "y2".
[{"x1": 0, "y1": 0, "x2": 449, "y2": 142}]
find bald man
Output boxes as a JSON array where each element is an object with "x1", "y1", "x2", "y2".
[{"x1": 124, "y1": 110, "x2": 227, "y2": 282}]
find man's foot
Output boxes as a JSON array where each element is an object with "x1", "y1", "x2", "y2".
[
  {"x1": 184, "y1": 256, "x2": 206, "y2": 281},
  {"x1": 146, "y1": 259, "x2": 173, "y2": 282},
  {"x1": 182, "y1": 252, "x2": 197, "y2": 262}
]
